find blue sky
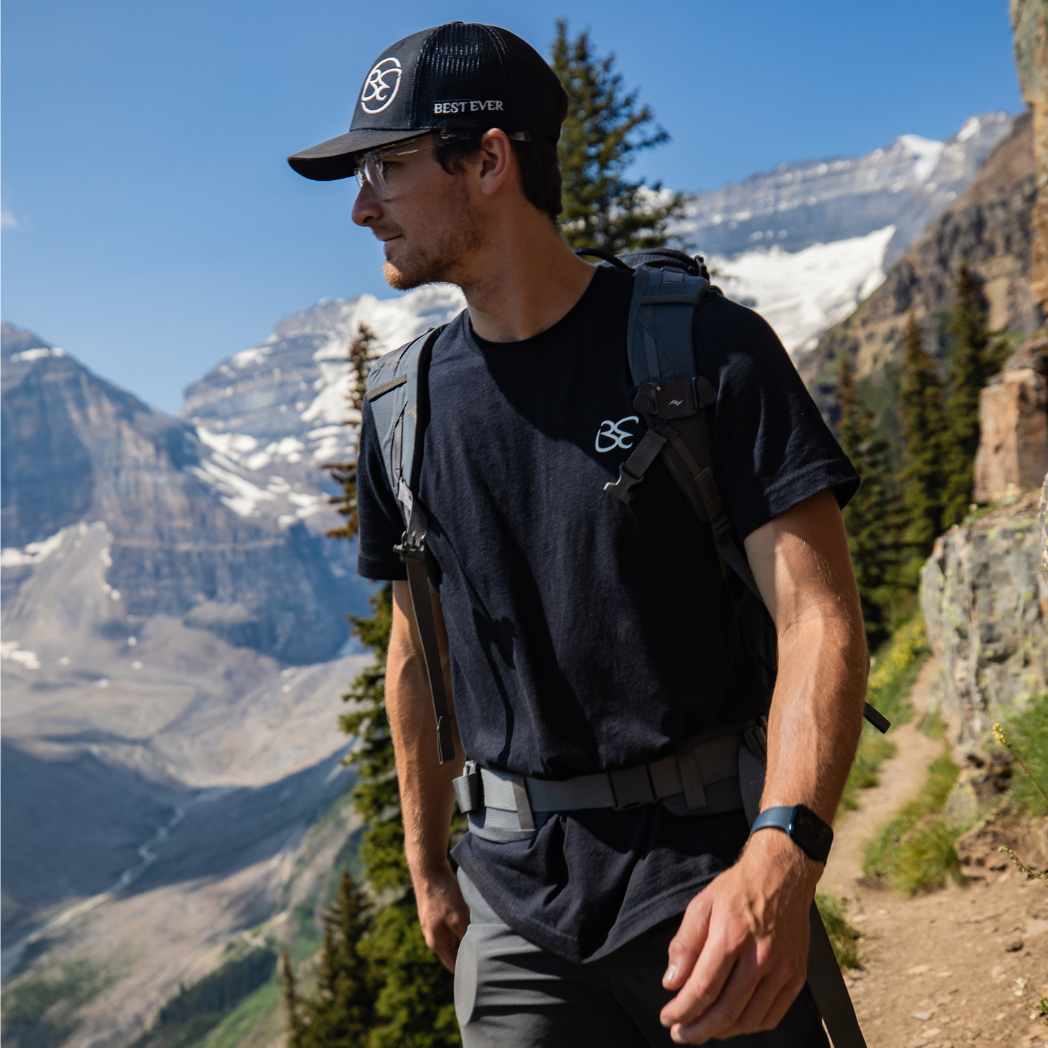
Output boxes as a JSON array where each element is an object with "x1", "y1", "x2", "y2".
[{"x1": 3, "y1": 1, "x2": 1023, "y2": 415}]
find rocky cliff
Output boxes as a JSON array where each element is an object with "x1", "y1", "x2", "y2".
[
  {"x1": 1012, "y1": 0, "x2": 1048, "y2": 319},
  {"x1": 919, "y1": 486, "x2": 1047, "y2": 747},
  {"x1": 2, "y1": 323, "x2": 350, "y2": 664},
  {"x1": 799, "y1": 112, "x2": 1038, "y2": 393},
  {"x1": 973, "y1": 335, "x2": 1048, "y2": 501}
]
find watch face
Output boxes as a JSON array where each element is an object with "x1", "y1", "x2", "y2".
[{"x1": 793, "y1": 806, "x2": 833, "y2": 860}]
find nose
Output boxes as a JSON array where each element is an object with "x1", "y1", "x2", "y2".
[{"x1": 352, "y1": 180, "x2": 382, "y2": 227}]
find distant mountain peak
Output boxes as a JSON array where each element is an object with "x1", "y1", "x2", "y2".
[{"x1": 1, "y1": 322, "x2": 54, "y2": 359}]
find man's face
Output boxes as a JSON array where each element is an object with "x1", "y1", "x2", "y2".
[{"x1": 351, "y1": 133, "x2": 485, "y2": 291}]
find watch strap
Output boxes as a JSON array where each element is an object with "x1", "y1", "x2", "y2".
[{"x1": 749, "y1": 804, "x2": 833, "y2": 863}]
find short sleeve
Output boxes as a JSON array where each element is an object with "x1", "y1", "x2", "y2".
[
  {"x1": 356, "y1": 396, "x2": 408, "y2": 581},
  {"x1": 694, "y1": 295, "x2": 861, "y2": 540}
]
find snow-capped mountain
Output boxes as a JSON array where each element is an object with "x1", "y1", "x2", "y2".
[
  {"x1": 681, "y1": 113, "x2": 1014, "y2": 353},
  {"x1": 181, "y1": 284, "x2": 464, "y2": 523}
]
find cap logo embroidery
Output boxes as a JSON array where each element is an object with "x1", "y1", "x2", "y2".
[
  {"x1": 361, "y1": 57, "x2": 402, "y2": 114},
  {"x1": 433, "y1": 99, "x2": 505, "y2": 115}
]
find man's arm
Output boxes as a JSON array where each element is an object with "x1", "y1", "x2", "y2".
[
  {"x1": 387, "y1": 578, "x2": 468, "y2": 972},
  {"x1": 660, "y1": 488, "x2": 869, "y2": 1043}
]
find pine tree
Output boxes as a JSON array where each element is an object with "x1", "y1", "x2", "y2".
[
  {"x1": 551, "y1": 19, "x2": 687, "y2": 254},
  {"x1": 279, "y1": 948, "x2": 306, "y2": 1048},
  {"x1": 296, "y1": 872, "x2": 376, "y2": 1046},
  {"x1": 326, "y1": 323, "x2": 377, "y2": 542},
  {"x1": 836, "y1": 352, "x2": 907, "y2": 648},
  {"x1": 941, "y1": 266, "x2": 991, "y2": 529},
  {"x1": 897, "y1": 314, "x2": 948, "y2": 589}
]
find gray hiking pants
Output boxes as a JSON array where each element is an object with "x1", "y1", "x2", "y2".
[{"x1": 454, "y1": 866, "x2": 829, "y2": 1047}]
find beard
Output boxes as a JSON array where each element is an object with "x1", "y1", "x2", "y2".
[{"x1": 382, "y1": 185, "x2": 485, "y2": 291}]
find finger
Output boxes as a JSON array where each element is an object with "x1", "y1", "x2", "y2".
[
  {"x1": 755, "y1": 976, "x2": 805, "y2": 1033},
  {"x1": 671, "y1": 943, "x2": 760, "y2": 1041},
  {"x1": 711, "y1": 973, "x2": 781, "y2": 1039},
  {"x1": 660, "y1": 932, "x2": 739, "y2": 1029},
  {"x1": 663, "y1": 895, "x2": 712, "y2": 990}
]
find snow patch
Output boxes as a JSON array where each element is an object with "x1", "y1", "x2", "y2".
[
  {"x1": 897, "y1": 134, "x2": 944, "y2": 182},
  {"x1": 11, "y1": 347, "x2": 66, "y2": 362},
  {"x1": 189, "y1": 459, "x2": 276, "y2": 517},
  {"x1": 1, "y1": 530, "x2": 66, "y2": 568},
  {"x1": 1, "y1": 642, "x2": 40, "y2": 670},
  {"x1": 197, "y1": 428, "x2": 259, "y2": 457},
  {"x1": 710, "y1": 225, "x2": 895, "y2": 354},
  {"x1": 956, "y1": 116, "x2": 981, "y2": 142},
  {"x1": 232, "y1": 347, "x2": 269, "y2": 369}
]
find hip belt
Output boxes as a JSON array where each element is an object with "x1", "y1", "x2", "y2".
[{"x1": 453, "y1": 730, "x2": 747, "y2": 832}]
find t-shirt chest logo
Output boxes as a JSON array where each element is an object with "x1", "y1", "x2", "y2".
[{"x1": 594, "y1": 415, "x2": 639, "y2": 453}]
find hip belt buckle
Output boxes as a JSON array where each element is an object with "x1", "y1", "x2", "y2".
[
  {"x1": 453, "y1": 760, "x2": 482, "y2": 815},
  {"x1": 609, "y1": 763, "x2": 657, "y2": 808}
]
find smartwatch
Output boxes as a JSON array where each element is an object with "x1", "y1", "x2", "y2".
[{"x1": 749, "y1": 804, "x2": 833, "y2": 864}]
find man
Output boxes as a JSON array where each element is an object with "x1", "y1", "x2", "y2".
[{"x1": 288, "y1": 21, "x2": 868, "y2": 1047}]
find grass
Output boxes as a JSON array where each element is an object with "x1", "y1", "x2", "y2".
[
  {"x1": 198, "y1": 980, "x2": 282, "y2": 1048},
  {"x1": 996, "y1": 694, "x2": 1048, "y2": 817},
  {"x1": 840, "y1": 615, "x2": 929, "y2": 813},
  {"x1": 815, "y1": 892, "x2": 862, "y2": 970},
  {"x1": 862, "y1": 751, "x2": 965, "y2": 894}
]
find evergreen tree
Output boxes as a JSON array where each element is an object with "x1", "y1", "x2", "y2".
[
  {"x1": 941, "y1": 266, "x2": 991, "y2": 529},
  {"x1": 836, "y1": 352, "x2": 906, "y2": 648},
  {"x1": 326, "y1": 323, "x2": 377, "y2": 542},
  {"x1": 295, "y1": 872, "x2": 377, "y2": 1046},
  {"x1": 551, "y1": 19, "x2": 687, "y2": 254},
  {"x1": 279, "y1": 948, "x2": 305, "y2": 1048},
  {"x1": 897, "y1": 313, "x2": 948, "y2": 589}
]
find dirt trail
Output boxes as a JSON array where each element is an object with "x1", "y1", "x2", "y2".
[{"x1": 823, "y1": 658, "x2": 1048, "y2": 1048}]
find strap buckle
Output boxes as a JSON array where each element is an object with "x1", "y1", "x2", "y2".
[
  {"x1": 609, "y1": 764, "x2": 657, "y2": 809},
  {"x1": 453, "y1": 760, "x2": 482, "y2": 814},
  {"x1": 393, "y1": 528, "x2": 427, "y2": 561}
]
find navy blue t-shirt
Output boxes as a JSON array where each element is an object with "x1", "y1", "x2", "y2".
[{"x1": 356, "y1": 265, "x2": 859, "y2": 962}]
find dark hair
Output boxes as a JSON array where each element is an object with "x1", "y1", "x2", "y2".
[{"x1": 433, "y1": 129, "x2": 562, "y2": 224}]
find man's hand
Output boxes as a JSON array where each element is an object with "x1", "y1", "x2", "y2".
[
  {"x1": 414, "y1": 862, "x2": 470, "y2": 973},
  {"x1": 658, "y1": 832, "x2": 821, "y2": 1044}
]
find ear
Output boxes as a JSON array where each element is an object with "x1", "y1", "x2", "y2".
[{"x1": 474, "y1": 128, "x2": 517, "y2": 198}]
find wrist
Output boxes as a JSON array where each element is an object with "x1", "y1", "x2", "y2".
[{"x1": 742, "y1": 821, "x2": 824, "y2": 888}]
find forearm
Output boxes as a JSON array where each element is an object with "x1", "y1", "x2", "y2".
[
  {"x1": 385, "y1": 640, "x2": 460, "y2": 885},
  {"x1": 757, "y1": 610, "x2": 868, "y2": 826}
]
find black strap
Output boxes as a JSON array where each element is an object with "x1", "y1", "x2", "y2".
[{"x1": 395, "y1": 498, "x2": 456, "y2": 765}]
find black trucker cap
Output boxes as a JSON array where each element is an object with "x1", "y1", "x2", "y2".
[{"x1": 287, "y1": 22, "x2": 568, "y2": 181}]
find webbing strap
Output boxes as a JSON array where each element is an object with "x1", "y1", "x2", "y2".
[
  {"x1": 397, "y1": 498, "x2": 456, "y2": 765},
  {"x1": 738, "y1": 729, "x2": 868, "y2": 1047}
]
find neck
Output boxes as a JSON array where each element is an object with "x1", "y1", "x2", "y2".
[{"x1": 458, "y1": 209, "x2": 597, "y2": 343}]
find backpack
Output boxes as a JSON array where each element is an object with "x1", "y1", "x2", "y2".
[{"x1": 363, "y1": 246, "x2": 889, "y2": 765}]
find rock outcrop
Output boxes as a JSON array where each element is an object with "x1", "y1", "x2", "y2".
[
  {"x1": 920, "y1": 489, "x2": 1047, "y2": 747},
  {"x1": 973, "y1": 335, "x2": 1048, "y2": 501},
  {"x1": 1011, "y1": 0, "x2": 1048, "y2": 320}
]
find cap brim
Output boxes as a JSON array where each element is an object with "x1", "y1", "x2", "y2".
[{"x1": 287, "y1": 128, "x2": 430, "y2": 181}]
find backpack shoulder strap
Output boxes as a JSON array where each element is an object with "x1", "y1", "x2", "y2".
[
  {"x1": 615, "y1": 268, "x2": 762, "y2": 599},
  {"x1": 364, "y1": 324, "x2": 458, "y2": 764},
  {"x1": 364, "y1": 326, "x2": 444, "y2": 526}
]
